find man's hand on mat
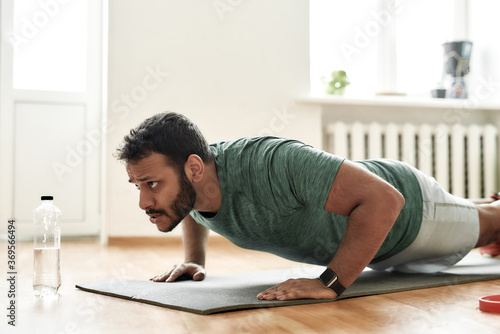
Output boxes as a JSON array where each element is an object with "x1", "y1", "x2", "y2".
[
  {"x1": 150, "y1": 262, "x2": 206, "y2": 282},
  {"x1": 257, "y1": 278, "x2": 337, "y2": 301}
]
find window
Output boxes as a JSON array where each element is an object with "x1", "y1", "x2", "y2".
[
  {"x1": 310, "y1": 0, "x2": 464, "y2": 97},
  {"x1": 310, "y1": 0, "x2": 377, "y2": 97},
  {"x1": 12, "y1": 0, "x2": 88, "y2": 92},
  {"x1": 394, "y1": 0, "x2": 454, "y2": 95}
]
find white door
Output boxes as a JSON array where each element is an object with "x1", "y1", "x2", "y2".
[{"x1": 0, "y1": 0, "x2": 105, "y2": 239}]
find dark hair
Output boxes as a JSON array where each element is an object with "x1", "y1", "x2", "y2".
[{"x1": 116, "y1": 112, "x2": 212, "y2": 168}]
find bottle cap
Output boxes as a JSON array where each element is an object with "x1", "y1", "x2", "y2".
[
  {"x1": 479, "y1": 295, "x2": 500, "y2": 313},
  {"x1": 41, "y1": 196, "x2": 53, "y2": 200}
]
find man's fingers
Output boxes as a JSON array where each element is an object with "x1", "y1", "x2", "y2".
[
  {"x1": 257, "y1": 284, "x2": 280, "y2": 300},
  {"x1": 257, "y1": 278, "x2": 337, "y2": 300},
  {"x1": 192, "y1": 269, "x2": 206, "y2": 281},
  {"x1": 150, "y1": 271, "x2": 172, "y2": 282},
  {"x1": 165, "y1": 266, "x2": 185, "y2": 282},
  {"x1": 150, "y1": 263, "x2": 206, "y2": 283},
  {"x1": 150, "y1": 264, "x2": 180, "y2": 282},
  {"x1": 167, "y1": 264, "x2": 205, "y2": 282}
]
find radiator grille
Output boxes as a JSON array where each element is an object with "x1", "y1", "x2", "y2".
[{"x1": 326, "y1": 122, "x2": 499, "y2": 198}]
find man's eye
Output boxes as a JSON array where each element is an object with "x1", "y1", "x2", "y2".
[{"x1": 148, "y1": 181, "x2": 159, "y2": 189}]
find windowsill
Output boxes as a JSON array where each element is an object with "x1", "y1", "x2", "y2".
[{"x1": 297, "y1": 94, "x2": 500, "y2": 111}]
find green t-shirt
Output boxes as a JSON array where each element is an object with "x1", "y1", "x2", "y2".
[{"x1": 190, "y1": 137, "x2": 423, "y2": 266}]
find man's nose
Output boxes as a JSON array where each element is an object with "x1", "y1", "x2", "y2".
[{"x1": 139, "y1": 189, "x2": 154, "y2": 210}]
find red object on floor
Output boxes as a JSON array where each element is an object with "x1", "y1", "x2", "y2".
[
  {"x1": 479, "y1": 295, "x2": 500, "y2": 313},
  {"x1": 479, "y1": 242, "x2": 500, "y2": 257}
]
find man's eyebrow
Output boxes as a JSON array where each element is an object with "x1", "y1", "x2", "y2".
[{"x1": 129, "y1": 176, "x2": 152, "y2": 183}]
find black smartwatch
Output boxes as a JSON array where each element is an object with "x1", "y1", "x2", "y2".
[{"x1": 319, "y1": 268, "x2": 346, "y2": 296}]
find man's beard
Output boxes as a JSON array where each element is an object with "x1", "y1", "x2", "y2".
[{"x1": 146, "y1": 169, "x2": 197, "y2": 233}]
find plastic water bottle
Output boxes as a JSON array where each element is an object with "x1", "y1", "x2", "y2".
[{"x1": 33, "y1": 196, "x2": 61, "y2": 296}]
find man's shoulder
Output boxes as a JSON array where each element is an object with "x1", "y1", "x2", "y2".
[
  {"x1": 209, "y1": 136, "x2": 306, "y2": 153},
  {"x1": 210, "y1": 136, "x2": 295, "y2": 146},
  {"x1": 209, "y1": 136, "x2": 309, "y2": 183}
]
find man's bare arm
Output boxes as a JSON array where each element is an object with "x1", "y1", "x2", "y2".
[
  {"x1": 258, "y1": 159, "x2": 405, "y2": 300},
  {"x1": 324, "y1": 160, "x2": 405, "y2": 289},
  {"x1": 182, "y1": 214, "x2": 209, "y2": 266},
  {"x1": 151, "y1": 215, "x2": 209, "y2": 282}
]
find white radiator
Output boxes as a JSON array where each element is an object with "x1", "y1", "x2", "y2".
[{"x1": 326, "y1": 122, "x2": 499, "y2": 199}]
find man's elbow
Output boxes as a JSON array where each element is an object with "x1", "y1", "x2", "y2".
[{"x1": 388, "y1": 187, "x2": 405, "y2": 214}]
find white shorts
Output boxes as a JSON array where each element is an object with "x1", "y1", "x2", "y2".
[{"x1": 369, "y1": 166, "x2": 480, "y2": 273}]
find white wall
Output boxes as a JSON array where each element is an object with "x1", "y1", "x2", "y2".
[{"x1": 105, "y1": 0, "x2": 317, "y2": 237}]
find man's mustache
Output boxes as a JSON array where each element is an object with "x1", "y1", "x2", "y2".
[{"x1": 146, "y1": 208, "x2": 167, "y2": 216}]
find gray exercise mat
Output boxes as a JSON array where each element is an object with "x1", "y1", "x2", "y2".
[{"x1": 76, "y1": 254, "x2": 500, "y2": 315}]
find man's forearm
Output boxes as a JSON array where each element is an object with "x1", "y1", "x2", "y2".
[
  {"x1": 182, "y1": 215, "x2": 209, "y2": 266},
  {"x1": 328, "y1": 191, "x2": 405, "y2": 289}
]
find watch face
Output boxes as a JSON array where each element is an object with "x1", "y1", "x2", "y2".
[
  {"x1": 320, "y1": 268, "x2": 337, "y2": 287},
  {"x1": 320, "y1": 268, "x2": 346, "y2": 296}
]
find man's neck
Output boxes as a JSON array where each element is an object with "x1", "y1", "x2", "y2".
[{"x1": 192, "y1": 160, "x2": 221, "y2": 214}]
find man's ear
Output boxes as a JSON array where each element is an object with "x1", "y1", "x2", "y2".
[{"x1": 184, "y1": 154, "x2": 204, "y2": 182}]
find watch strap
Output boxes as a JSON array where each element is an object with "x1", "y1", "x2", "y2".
[{"x1": 319, "y1": 268, "x2": 346, "y2": 296}]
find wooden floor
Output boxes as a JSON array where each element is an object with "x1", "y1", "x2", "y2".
[{"x1": 5, "y1": 236, "x2": 500, "y2": 334}]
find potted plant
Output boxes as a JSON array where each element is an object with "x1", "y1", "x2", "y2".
[{"x1": 322, "y1": 70, "x2": 350, "y2": 95}]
